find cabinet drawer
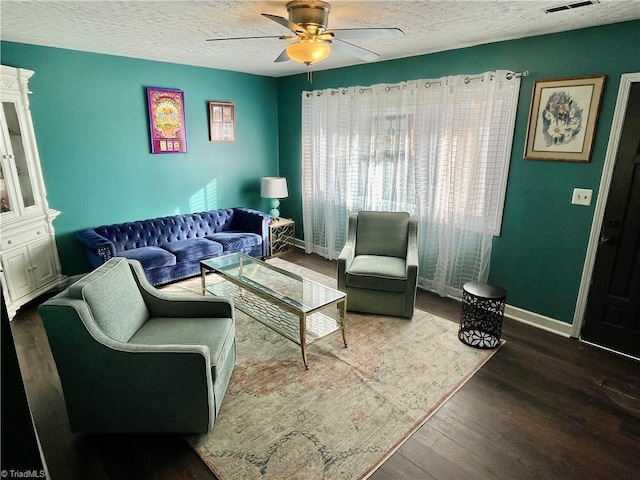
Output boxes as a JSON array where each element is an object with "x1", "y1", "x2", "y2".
[{"x1": 1, "y1": 224, "x2": 48, "y2": 250}]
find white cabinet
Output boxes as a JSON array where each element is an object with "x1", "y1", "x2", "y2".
[
  {"x1": 0, "y1": 65, "x2": 65, "y2": 319},
  {"x1": 4, "y1": 236, "x2": 57, "y2": 299}
]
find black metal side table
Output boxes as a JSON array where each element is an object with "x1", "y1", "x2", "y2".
[{"x1": 458, "y1": 282, "x2": 507, "y2": 349}]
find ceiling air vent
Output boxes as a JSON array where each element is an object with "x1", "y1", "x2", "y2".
[{"x1": 543, "y1": 0, "x2": 599, "y2": 13}]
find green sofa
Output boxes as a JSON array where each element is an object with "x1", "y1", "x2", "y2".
[{"x1": 38, "y1": 257, "x2": 236, "y2": 433}]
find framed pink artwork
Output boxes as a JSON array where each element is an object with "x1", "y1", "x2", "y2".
[{"x1": 146, "y1": 87, "x2": 187, "y2": 154}]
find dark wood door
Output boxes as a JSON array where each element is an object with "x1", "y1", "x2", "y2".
[{"x1": 581, "y1": 82, "x2": 640, "y2": 357}]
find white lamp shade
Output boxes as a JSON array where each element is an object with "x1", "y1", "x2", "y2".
[{"x1": 261, "y1": 177, "x2": 288, "y2": 199}]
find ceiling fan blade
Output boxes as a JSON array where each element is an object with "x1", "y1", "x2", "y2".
[
  {"x1": 317, "y1": 32, "x2": 335, "y2": 41},
  {"x1": 206, "y1": 35, "x2": 294, "y2": 41},
  {"x1": 330, "y1": 28, "x2": 405, "y2": 40},
  {"x1": 274, "y1": 50, "x2": 290, "y2": 63},
  {"x1": 331, "y1": 39, "x2": 379, "y2": 62},
  {"x1": 261, "y1": 13, "x2": 308, "y2": 35}
]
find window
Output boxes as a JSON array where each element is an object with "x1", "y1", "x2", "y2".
[{"x1": 301, "y1": 71, "x2": 521, "y2": 294}]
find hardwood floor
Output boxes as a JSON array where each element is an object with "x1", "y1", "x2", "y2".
[{"x1": 8, "y1": 249, "x2": 640, "y2": 479}]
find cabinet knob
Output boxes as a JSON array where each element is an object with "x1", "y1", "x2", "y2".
[
  {"x1": 7, "y1": 240, "x2": 12, "y2": 245},
  {"x1": 37, "y1": 230, "x2": 41, "y2": 235}
]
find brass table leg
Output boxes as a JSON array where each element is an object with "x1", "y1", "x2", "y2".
[
  {"x1": 339, "y1": 298, "x2": 348, "y2": 348},
  {"x1": 200, "y1": 266, "x2": 206, "y2": 296},
  {"x1": 300, "y1": 313, "x2": 309, "y2": 370}
]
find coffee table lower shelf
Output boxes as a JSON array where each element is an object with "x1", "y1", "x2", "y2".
[{"x1": 206, "y1": 281, "x2": 347, "y2": 369}]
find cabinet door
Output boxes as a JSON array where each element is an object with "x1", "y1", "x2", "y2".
[
  {"x1": 28, "y1": 238, "x2": 56, "y2": 287},
  {"x1": 2, "y1": 247, "x2": 35, "y2": 301},
  {"x1": 0, "y1": 99, "x2": 38, "y2": 216},
  {"x1": 0, "y1": 135, "x2": 19, "y2": 220}
]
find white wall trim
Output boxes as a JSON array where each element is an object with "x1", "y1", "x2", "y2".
[
  {"x1": 446, "y1": 290, "x2": 573, "y2": 337},
  {"x1": 450, "y1": 294, "x2": 573, "y2": 337},
  {"x1": 572, "y1": 72, "x2": 640, "y2": 338},
  {"x1": 293, "y1": 240, "x2": 574, "y2": 337},
  {"x1": 292, "y1": 237, "x2": 306, "y2": 250},
  {"x1": 505, "y1": 305, "x2": 573, "y2": 337}
]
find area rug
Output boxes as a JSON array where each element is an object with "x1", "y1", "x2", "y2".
[{"x1": 161, "y1": 258, "x2": 501, "y2": 480}]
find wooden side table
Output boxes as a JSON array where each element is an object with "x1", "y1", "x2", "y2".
[{"x1": 268, "y1": 218, "x2": 295, "y2": 257}]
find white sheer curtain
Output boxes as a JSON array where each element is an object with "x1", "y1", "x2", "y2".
[{"x1": 301, "y1": 70, "x2": 520, "y2": 296}]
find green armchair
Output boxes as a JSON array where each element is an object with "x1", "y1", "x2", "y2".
[
  {"x1": 337, "y1": 211, "x2": 419, "y2": 318},
  {"x1": 38, "y1": 257, "x2": 236, "y2": 434}
]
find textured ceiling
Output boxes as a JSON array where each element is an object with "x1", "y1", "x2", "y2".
[{"x1": 1, "y1": 0, "x2": 639, "y2": 77}]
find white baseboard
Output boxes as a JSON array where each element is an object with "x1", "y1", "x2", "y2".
[
  {"x1": 504, "y1": 305, "x2": 573, "y2": 338},
  {"x1": 446, "y1": 293, "x2": 574, "y2": 338},
  {"x1": 291, "y1": 239, "x2": 575, "y2": 338}
]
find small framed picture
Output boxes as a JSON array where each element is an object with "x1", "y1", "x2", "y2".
[
  {"x1": 209, "y1": 101, "x2": 235, "y2": 142},
  {"x1": 524, "y1": 75, "x2": 605, "y2": 162}
]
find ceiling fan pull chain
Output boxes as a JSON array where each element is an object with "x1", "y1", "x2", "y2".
[{"x1": 307, "y1": 67, "x2": 313, "y2": 83}]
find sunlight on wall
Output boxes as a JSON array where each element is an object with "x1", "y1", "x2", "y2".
[{"x1": 190, "y1": 179, "x2": 218, "y2": 212}]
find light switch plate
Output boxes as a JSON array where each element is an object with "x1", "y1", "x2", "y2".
[{"x1": 572, "y1": 188, "x2": 593, "y2": 206}]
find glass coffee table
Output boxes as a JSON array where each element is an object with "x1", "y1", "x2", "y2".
[{"x1": 200, "y1": 253, "x2": 347, "y2": 369}]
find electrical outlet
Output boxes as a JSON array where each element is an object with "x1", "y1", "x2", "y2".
[{"x1": 572, "y1": 188, "x2": 593, "y2": 206}]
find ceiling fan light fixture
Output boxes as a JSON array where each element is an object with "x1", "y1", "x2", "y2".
[{"x1": 286, "y1": 39, "x2": 331, "y2": 65}]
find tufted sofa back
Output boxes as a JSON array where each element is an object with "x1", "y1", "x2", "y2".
[{"x1": 95, "y1": 209, "x2": 236, "y2": 252}]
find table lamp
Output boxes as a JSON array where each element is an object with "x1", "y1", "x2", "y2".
[{"x1": 261, "y1": 177, "x2": 288, "y2": 219}]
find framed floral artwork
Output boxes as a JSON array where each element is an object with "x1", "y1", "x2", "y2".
[
  {"x1": 146, "y1": 87, "x2": 187, "y2": 154},
  {"x1": 209, "y1": 101, "x2": 235, "y2": 142},
  {"x1": 524, "y1": 75, "x2": 605, "y2": 162}
]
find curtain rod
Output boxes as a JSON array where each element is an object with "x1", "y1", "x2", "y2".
[
  {"x1": 305, "y1": 70, "x2": 529, "y2": 97},
  {"x1": 428, "y1": 70, "x2": 529, "y2": 87}
]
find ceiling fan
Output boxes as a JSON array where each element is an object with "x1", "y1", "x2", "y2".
[{"x1": 205, "y1": 0, "x2": 405, "y2": 67}]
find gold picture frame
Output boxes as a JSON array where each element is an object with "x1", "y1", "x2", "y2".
[
  {"x1": 524, "y1": 75, "x2": 605, "y2": 162},
  {"x1": 209, "y1": 101, "x2": 235, "y2": 142}
]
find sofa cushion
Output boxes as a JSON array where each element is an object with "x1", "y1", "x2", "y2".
[
  {"x1": 128, "y1": 316, "x2": 235, "y2": 382},
  {"x1": 161, "y1": 238, "x2": 223, "y2": 263},
  {"x1": 207, "y1": 232, "x2": 262, "y2": 252},
  {"x1": 355, "y1": 211, "x2": 409, "y2": 258},
  {"x1": 119, "y1": 246, "x2": 176, "y2": 269},
  {"x1": 346, "y1": 254, "x2": 407, "y2": 292},
  {"x1": 68, "y1": 258, "x2": 149, "y2": 342},
  {"x1": 198, "y1": 209, "x2": 235, "y2": 233}
]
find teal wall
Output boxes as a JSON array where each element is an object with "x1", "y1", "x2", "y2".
[
  {"x1": 2, "y1": 20, "x2": 639, "y2": 324},
  {"x1": 276, "y1": 20, "x2": 640, "y2": 324},
  {"x1": 0, "y1": 42, "x2": 279, "y2": 275}
]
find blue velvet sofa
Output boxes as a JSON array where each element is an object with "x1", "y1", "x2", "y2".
[{"x1": 76, "y1": 208, "x2": 270, "y2": 285}]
